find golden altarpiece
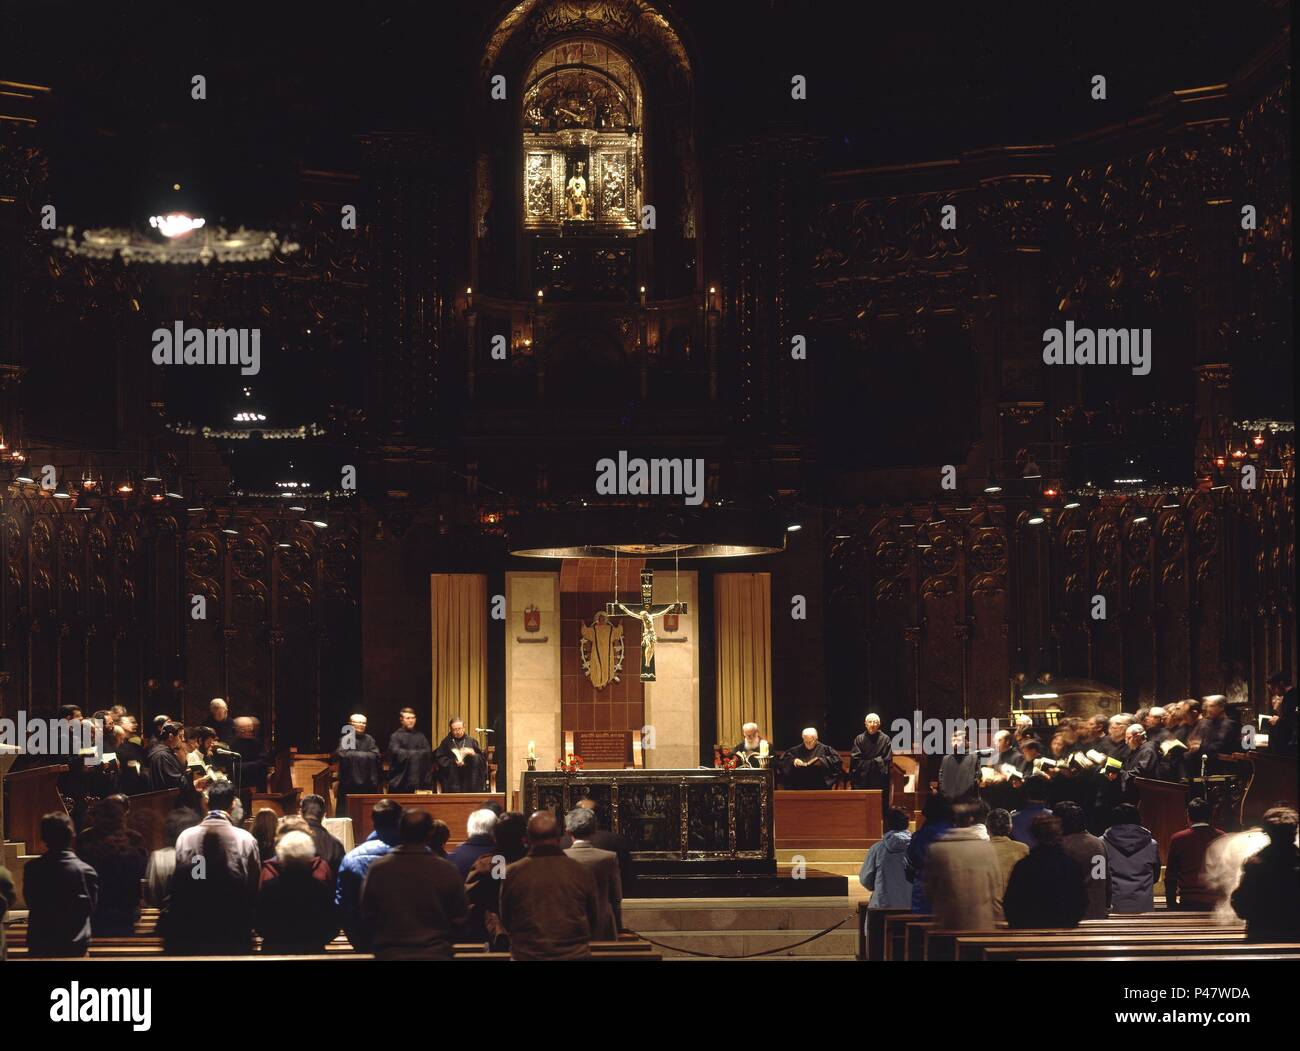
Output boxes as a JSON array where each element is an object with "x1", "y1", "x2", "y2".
[{"x1": 521, "y1": 39, "x2": 642, "y2": 233}]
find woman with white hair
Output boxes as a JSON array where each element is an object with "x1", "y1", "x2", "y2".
[{"x1": 254, "y1": 830, "x2": 339, "y2": 953}]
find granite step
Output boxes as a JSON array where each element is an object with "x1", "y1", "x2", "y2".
[
  {"x1": 623, "y1": 898, "x2": 858, "y2": 935},
  {"x1": 629, "y1": 927, "x2": 859, "y2": 959}
]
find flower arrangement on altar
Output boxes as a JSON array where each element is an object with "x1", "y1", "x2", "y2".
[
  {"x1": 712, "y1": 744, "x2": 738, "y2": 770},
  {"x1": 559, "y1": 754, "x2": 585, "y2": 773}
]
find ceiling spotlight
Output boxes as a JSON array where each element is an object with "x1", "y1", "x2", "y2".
[
  {"x1": 786, "y1": 523, "x2": 802, "y2": 533},
  {"x1": 310, "y1": 518, "x2": 329, "y2": 529},
  {"x1": 1132, "y1": 515, "x2": 1149, "y2": 524},
  {"x1": 984, "y1": 483, "x2": 1002, "y2": 494},
  {"x1": 1028, "y1": 516, "x2": 1045, "y2": 525}
]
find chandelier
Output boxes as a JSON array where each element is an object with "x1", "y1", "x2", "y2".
[{"x1": 54, "y1": 222, "x2": 299, "y2": 265}]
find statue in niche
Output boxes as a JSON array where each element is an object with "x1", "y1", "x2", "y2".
[{"x1": 565, "y1": 161, "x2": 590, "y2": 220}]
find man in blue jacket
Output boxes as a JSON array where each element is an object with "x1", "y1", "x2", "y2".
[{"x1": 336, "y1": 797, "x2": 403, "y2": 947}]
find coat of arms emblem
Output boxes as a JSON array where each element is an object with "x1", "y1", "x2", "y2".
[
  {"x1": 579, "y1": 610, "x2": 625, "y2": 690},
  {"x1": 523, "y1": 604, "x2": 541, "y2": 633}
]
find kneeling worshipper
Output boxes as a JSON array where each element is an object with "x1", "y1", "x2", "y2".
[
  {"x1": 781, "y1": 728, "x2": 842, "y2": 790},
  {"x1": 387, "y1": 707, "x2": 435, "y2": 791},
  {"x1": 435, "y1": 718, "x2": 488, "y2": 792}
]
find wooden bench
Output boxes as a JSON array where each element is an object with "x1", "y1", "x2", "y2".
[
  {"x1": 982, "y1": 942, "x2": 1300, "y2": 961},
  {"x1": 3, "y1": 923, "x2": 656, "y2": 960},
  {"x1": 955, "y1": 931, "x2": 1258, "y2": 962},
  {"x1": 859, "y1": 904, "x2": 909, "y2": 961},
  {"x1": 883, "y1": 911, "x2": 929, "y2": 961},
  {"x1": 923, "y1": 921, "x2": 1241, "y2": 962}
]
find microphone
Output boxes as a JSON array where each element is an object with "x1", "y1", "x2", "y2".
[
  {"x1": 474, "y1": 727, "x2": 495, "y2": 735},
  {"x1": 213, "y1": 747, "x2": 242, "y2": 758}
]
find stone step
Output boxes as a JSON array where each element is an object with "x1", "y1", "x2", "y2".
[
  {"x1": 796, "y1": 862, "x2": 862, "y2": 876},
  {"x1": 624, "y1": 900, "x2": 857, "y2": 933},
  {"x1": 777, "y1": 848, "x2": 866, "y2": 863},
  {"x1": 668, "y1": 954, "x2": 856, "y2": 961},
  {"x1": 631, "y1": 928, "x2": 859, "y2": 958}
]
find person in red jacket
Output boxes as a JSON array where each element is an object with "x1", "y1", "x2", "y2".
[{"x1": 1164, "y1": 796, "x2": 1226, "y2": 910}]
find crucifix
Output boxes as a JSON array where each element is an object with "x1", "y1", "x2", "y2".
[{"x1": 605, "y1": 568, "x2": 687, "y2": 682}]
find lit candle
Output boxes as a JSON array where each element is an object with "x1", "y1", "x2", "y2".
[
  {"x1": 527, "y1": 740, "x2": 536, "y2": 759},
  {"x1": 759, "y1": 739, "x2": 769, "y2": 758},
  {"x1": 466, "y1": 286, "x2": 473, "y2": 309}
]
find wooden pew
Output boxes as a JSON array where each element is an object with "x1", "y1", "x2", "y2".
[
  {"x1": 1043, "y1": 951, "x2": 1300, "y2": 962},
  {"x1": 955, "y1": 931, "x2": 1255, "y2": 961},
  {"x1": 983, "y1": 942, "x2": 1300, "y2": 961},
  {"x1": 923, "y1": 920, "x2": 1241, "y2": 961},
  {"x1": 883, "y1": 912, "x2": 928, "y2": 961},
  {"x1": 862, "y1": 903, "x2": 911, "y2": 961}
]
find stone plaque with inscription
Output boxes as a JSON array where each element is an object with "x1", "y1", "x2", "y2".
[{"x1": 573, "y1": 730, "x2": 632, "y2": 767}]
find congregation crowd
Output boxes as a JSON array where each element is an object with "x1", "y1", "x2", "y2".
[
  {"x1": 858, "y1": 673, "x2": 1299, "y2": 942},
  {"x1": 1, "y1": 779, "x2": 632, "y2": 960}
]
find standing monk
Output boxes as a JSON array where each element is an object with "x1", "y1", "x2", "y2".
[
  {"x1": 434, "y1": 718, "x2": 488, "y2": 793},
  {"x1": 850, "y1": 713, "x2": 894, "y2": 810},
  {"x1": 386, "y1": 708, "x2": 434, "y2": 792}
]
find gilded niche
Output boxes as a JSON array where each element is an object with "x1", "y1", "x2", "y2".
[{"x1": 520, "y1": 39, "x2": 642, "y2": 231}]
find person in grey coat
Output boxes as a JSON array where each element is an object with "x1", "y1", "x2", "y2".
[
  {"x1": 563, "y1": 807, "x2": 622, "y2": 938},
  {"x1": 1102, "y1": 803, "x2": 1160, "y2": 913},
  {"x1": 1056, "y1": 801, "x2": 1110, "y2": 919}
]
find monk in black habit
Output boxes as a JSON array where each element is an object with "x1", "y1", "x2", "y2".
[
  {"x1": 435, "y1": 718, "x2": 488, "y2": 792},
  {"x1": 386, "y1": 708, "x2": 435, "y2": 791},
  {"x1": 335, "y1": 713, "x2": 381, "y2": 814},
  {"x1": 850, "y1": 713, "x2": 893, "y2": 808},
  {"x1": 781, "y1": 729, "x2": 842, "y2": 790}
]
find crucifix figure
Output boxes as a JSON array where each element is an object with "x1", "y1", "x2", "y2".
[{"x1": 605, "y1": 568, "x2": 687, "y2": 682}]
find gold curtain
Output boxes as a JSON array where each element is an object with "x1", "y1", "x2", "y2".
[
  {"x1": 430, "y1": 574, "x2": 488, "y2": 744},
  {"x1": 714, "y1": 572, "x2": 772, "y2": 747}
]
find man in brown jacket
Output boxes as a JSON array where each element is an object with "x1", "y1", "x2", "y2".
[
  {"x1": 500, "y1": 810, "x2": 601, "y2": 960},
  {"x1": 924, "y1": 802, "x2": 1002, "y2": 930}
]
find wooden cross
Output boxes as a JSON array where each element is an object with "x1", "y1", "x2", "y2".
[{"x1": 605, "y1": 568, "x2": 688, "y2": 682}]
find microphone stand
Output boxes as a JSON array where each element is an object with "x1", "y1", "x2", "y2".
[{"x1": 475, "y1": 727, "x2": 495, "y2": 792}]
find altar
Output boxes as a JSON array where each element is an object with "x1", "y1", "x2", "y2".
[{"x1": 521, "y1": 766, "x2": 775, "y2": 875}]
